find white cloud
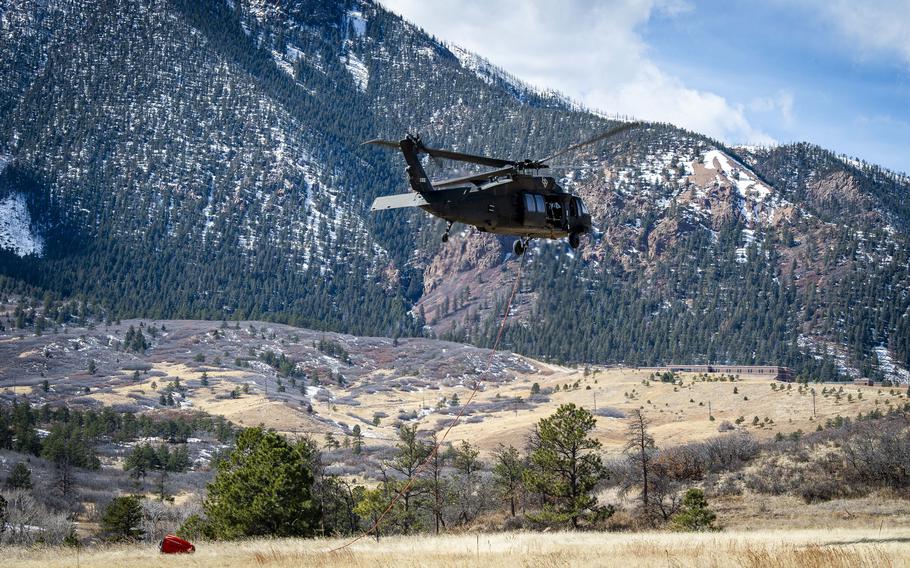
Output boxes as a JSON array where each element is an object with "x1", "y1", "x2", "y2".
[
  {"x1": 810, "y1": 0, "x2": 910, "y2": 66},
  {"x1": 749, "y1": 90, "x2": 795, "y2": 128},
  {"x1": 379, "y1": 0, "x2": 775, "y2": 144}
]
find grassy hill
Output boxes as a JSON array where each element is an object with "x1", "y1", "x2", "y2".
[{"x1": 4, "y1": 317, "x2": 903, "y2": 454}]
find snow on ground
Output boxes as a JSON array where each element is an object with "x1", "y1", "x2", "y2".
[
  {"x1": 874, "y1": 346, "x2": 910, "y2": 385},
  {"x1": 735, "y1": 229, "x2": 756, "y2": 263},
  {"x1": 702, "y1": 150, "x2": 733, "y2": 175},
  {"x1": 695, "y1": 149, "x2": 782, "y2": 225},
  {"x1": 703, "y1": 150, "x2": 770, "y2": 198},
  {"x1": 271, "y1": 49, "x2": 294, "y2": 77},
  {"x1": 447, "y1": 43, "x2": 534, "y2": 97},
  {"x1": 346, "y1": 10, "x2": 367, "y2": 38},
  {"x1": 0, "y1": 193, "x2": 44, "y2": 257},
  {"x1": 343, "y1": 53, "x2": 369, "y2": 91}
]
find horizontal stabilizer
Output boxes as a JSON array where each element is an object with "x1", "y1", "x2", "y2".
[{"x1": 370, "y1": 192, "x2": 429, "y2": 211}]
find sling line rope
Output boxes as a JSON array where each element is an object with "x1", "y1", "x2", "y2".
[{"x1": 329, "y1": 251, "x2": 527, "y2": 552}]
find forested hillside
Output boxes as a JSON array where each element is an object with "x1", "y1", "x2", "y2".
[{"x1": 1, "y1": 0, "x2": 909, "y2": 381}]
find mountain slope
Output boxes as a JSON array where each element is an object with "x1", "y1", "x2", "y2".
[{"x1": 1, "y1": 0, "x2": 908, "y2": 381}]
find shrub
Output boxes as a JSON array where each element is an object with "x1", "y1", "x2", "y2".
[
  {"x1": 177, "y1": 514, "x2": 210, "y2": 541},
  {"x1": 798, "y1": 474, "x2": 849, "y2": 504}
]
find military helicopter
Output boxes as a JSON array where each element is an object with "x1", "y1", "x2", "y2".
[{"x1": 366, "y1": 122, "x2": 639, "y2": 256}]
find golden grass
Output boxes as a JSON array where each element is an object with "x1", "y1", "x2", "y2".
[
  {"x1": 434, "y1": 368, "x2": 900, "y2": 452},
  {"x1": 7, "y1": 529, "x2": 907, "y2": 568},
  {"x1": 83, "y1": 358, "x2": 908, "y2": 454}
]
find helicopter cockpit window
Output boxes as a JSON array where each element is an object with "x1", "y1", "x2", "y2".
[
  {"x1": 579, "y1": 200, "x2": 588, "y2": 215},
  {"x1": 569, "y1": 199, "x2": 579, "y2": 218},
  {"x1": 534, "y1": 194, "x2": 545, "y2": 213}
]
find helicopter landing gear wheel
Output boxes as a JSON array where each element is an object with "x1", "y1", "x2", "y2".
[
  {"x1": 569, "y1": 231, "x2": 581, "y2": 250},
  {"x1": 513, "y1": 238, "x2": 529, "y2": 257},
  {"x1": 442, "y1": 221, "x2": 453, "y2": 243}
]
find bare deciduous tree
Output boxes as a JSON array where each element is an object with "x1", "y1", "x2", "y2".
[{"x1": 623, "y1": 409, "x2": 656, "y2": 510}]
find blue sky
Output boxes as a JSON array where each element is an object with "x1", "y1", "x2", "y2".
[{"x1": 380, "y1": 0, "x2": 910, "y2": 173}]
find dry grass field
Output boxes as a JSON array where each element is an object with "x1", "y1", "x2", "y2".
[
  {"x1": 97, "y1": 361, "x2": 899, "y2": 456},
  {"x1": 203, "y1": 361, "x2": 899, "y2": 454},
  {"x1": 436, "y1": 366, "x2": 901, "y2": 452},
  {"x1": 4, "y1": 318, "x2": 902, "y2": 456},
  {"x1": 6, "y1": 529, "x2": 908, "y2": 568}
]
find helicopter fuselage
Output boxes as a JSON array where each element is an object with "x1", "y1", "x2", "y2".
[{"x1": 421, "y1": 174, "x2": 591, "y2": 239}]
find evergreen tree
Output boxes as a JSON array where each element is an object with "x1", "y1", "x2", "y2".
[
  {"x1": 524, "y1": 403, "x2": 605, "y2": 528},
  {"x1": 101, "y1": 495, "x2": 144, "y2": 542},
  {"x1": 6, "y1": 462, "x2": 32, "y2": 490},
  {"x1": 42, "y1": 422, "x2": 100, "y2": 495},
  {"x1": 671, "y1": 489, "x2": 717, "y2": 531},
  {"x1": 351, "y1": 425, "x2": 364, "y2": 455},
  {"x1": 492, "y1": 444, "x2": 525, "y2": 517},
  {"x1": 204, "y1": 427, "x2": 318, "y2": 539}
]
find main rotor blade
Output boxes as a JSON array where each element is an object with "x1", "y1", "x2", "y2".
[
  {"x1": 364, "y1": 138, "x2": 517, "y2": 168},
  {"x1": 421, "y1": 147, "x2": 516, "y2": 168},
  {"x1": 433, "y1": 165, "x2": 517, "y2": 188},
  {"x1": 536, "y1": 121, "x2": 642, "y2": 165},
  {"x1": 363, "y1": 139, "x2": 401, "y2": 150}
]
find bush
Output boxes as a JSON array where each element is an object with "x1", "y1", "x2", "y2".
[
  {"x1": 798, "y1": 474, "x2": 850, "y2": 504},
  {"x1": 1, "y1": 490, "x2": 74, "y2": 545},
  {"x1": 593, "y1": 407, "x2": 625, "y2": 418},
  {"x1": 744, "y1": 461, "x2": 792, "y2": 495},
  {"x1": 177, "y1": 513, "x2": 210, "y2": 541}
]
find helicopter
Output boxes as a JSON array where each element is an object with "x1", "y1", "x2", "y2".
[{"x1": 366, "y1": 122, "x2": 639, "y2": 256}]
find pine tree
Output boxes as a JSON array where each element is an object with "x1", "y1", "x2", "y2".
[
  {"x1": 671, "y1": 489, "x2": 717, "y2": 531},
  {"x1": 492, "y1": 444, "x2": 524, "y2": 517},
  {"x1": 6, "y1": 462, "x2": 32, "y2": 490},
  {"x1": 204, "y1": 427, "x2": 318, "y2": 538},
  {"x1": 523, "y1": 404, "x2": 604, "y2": 528},
  {"x1": 351, "y1": 425, "x2": 364, "y2": 455},
  {"x1": 101, "y1": 495, "x2": 144, "y2": 541}
]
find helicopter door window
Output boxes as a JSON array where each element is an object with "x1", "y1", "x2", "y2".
[
  {"x1": 524, "y1": 194, "x2": 535, "y2": 213},
  {"x1": 546, "y1": 200, "x2": 564, "y2": 222},
  {"x1": 534, "y1": 195, "x2": 545, "y2": 213}
]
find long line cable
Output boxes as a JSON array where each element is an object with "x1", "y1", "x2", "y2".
[{"x1": 328, "y1": 249, "x2": 526, "y2": 552}]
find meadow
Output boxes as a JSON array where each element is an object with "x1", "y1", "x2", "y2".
[{"x1": 6, "y1": 529, "x2": 907, "y2": 568}]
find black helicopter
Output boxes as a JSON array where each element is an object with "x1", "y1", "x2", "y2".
[{"x1": 366, "y1": 122, "x2": 639, "y2": 256}]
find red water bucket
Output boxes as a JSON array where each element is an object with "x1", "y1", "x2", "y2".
[{"x1": 160, "y1": 534, "x2": 196, "y2": 554}]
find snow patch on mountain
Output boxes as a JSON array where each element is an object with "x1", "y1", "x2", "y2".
[
  {"x1": 735, "y1": 229, "x2": 755, "y2": 264},
  {"x1": 271, "y1": 49, "x2": 294, "y2": 77},
  {"x1": 345, "y1": 10, "x2": 367, "y2": 38},
  {"x1": 690, "y1": 149, "x2": 788, "y2": 225},
  {"x1": 0, "y1": 193, "x2": 44, "y2": 257},
  {"x1": 448, "y1": 43, "x2": 524, "y2": 92},
  {"x1": 343, "y1": 53, "x2": 369, "y2": 91},
  {"x1": 874, "y1": 346, "x2": 910, "y2": 385}
]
